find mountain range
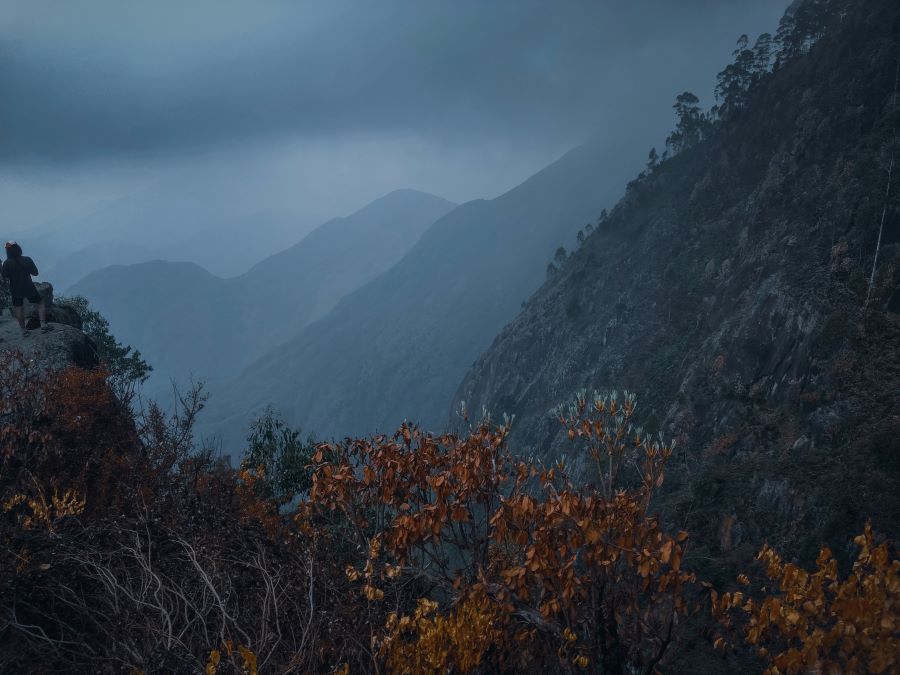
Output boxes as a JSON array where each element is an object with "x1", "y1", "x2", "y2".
[
  {"x1": 70, "y1": 190, "x2": 455, "y2": 391},
  {"x1": 201, "y1": 137, "x2": 640, "y2": 445},
  {"x1": 15, "y1": 172, "x2": 324, "y2": 291}
]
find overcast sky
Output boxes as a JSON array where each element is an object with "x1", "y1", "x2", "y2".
[{"x1": 1, "y1": 0, "x2": 789, "y2": 231}]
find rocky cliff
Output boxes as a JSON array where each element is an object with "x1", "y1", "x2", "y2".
[
  {"x1": 0, "y1": 283, "x2": 97, "y2": 370},
  {"x1": 454, "y1": 0, "x2": 900, "y2": 579}
]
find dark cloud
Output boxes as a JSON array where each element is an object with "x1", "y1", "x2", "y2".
[{"x1": 1, "y1": 0, "x2": 790, "y2": 163}]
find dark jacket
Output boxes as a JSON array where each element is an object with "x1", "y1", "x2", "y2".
[{"x1": 1, "y1": 256, "x2": 39, "y2": 299}]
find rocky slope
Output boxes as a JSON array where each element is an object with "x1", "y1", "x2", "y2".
[
  {"x1": 202, "y1": 136, "x2": 643, "y2": 445},
  {"x1": 0, "y1": 284, "x2": 97, "y2": 370},
  {"x1": 71, "y1": 190, "x2": 454, "y2": 389},
  {"x1": 454, "y1": 0, "x2": 900, "y2": 579}
]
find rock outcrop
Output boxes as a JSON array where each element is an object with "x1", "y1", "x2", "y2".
[
  {"x1": 23, "y1": 282, "x2": 83, "y2": 330},
  {"x1": 1, "y1": 286, "x2": 97, "y2": 370}
]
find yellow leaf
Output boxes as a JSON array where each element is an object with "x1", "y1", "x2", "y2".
[{"x1": 660, "y1": 540, "x2": 674, "y2": 564}]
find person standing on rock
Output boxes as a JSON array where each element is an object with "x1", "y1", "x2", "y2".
[{"x1": 1, "y1": 242, "x2": 50, "y2": 335}]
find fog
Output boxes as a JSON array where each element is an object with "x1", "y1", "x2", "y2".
[{"x1": 2, "y1": 0, "x2": 789, "y2": 258}]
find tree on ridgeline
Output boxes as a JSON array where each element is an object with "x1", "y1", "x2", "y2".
[
  {"x1": 666, "y1": 91, "x2": 705, "y2": 155},
  {"x1": 56, "y1": 294, "x2": 152, "y2": 404},
  {"x1": 752, "y1": 32, "x2": 774, "y2": 76},
  {"x1": 553, "y1": 246, "x2": 568, "y2": 268}
]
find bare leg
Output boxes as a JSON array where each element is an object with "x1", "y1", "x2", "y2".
[
  {"x1": 12, "y1": 306, "x2": 25, "y2": 331},
  {"x1": 37, "y1": 299, "x2": 46, "y2": 324}
]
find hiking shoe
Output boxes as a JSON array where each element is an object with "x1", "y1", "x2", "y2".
[{"x1": 41, "y1": 323, "x2": 54, "y2": 332}]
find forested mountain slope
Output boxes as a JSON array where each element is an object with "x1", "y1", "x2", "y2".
[
  {"x1": 71, "y1": 190, "x2": 454, "y2": 388},
  {"x1": 203, "y1": 137, "x2": 642, "y2": 444},
  {"x1": 455, "y1": 0, "x2": 900, "y2": 578}
]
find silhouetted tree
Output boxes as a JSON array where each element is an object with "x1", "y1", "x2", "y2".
[
  {"x1": 775, "y1": 11, "x2": 800, "y2": 65},
  {"x1": 752, "y1": 32, "x2": 774, "y2": 75},
  {"x1": 732, "y1": 33, "x2": 750, "y2": 57},
  {"x1": 715, "y1": 36, "x2": 756, "y2": 118},
  {"x1": 554, "y1": 246, "x2": 568, "y2": 267},
  {"x1": 598, "y1": 208, "x2": 609, "y2": 226},
  {"x1": 666, "y1": 91, "x2": 704, "y2": 154},
  {"x1": 775, "y1": 0, "x2": 846, "y2": 67},
  {"x1": 647, "y1": 147, "x2": 659, "y2": 170}
]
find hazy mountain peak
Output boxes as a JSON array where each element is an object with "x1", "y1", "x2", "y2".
[{"x1": 69, "y1": 189, "x2": 456, "y2": 391}]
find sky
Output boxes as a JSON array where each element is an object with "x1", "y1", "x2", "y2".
[{"x1": 1, "y1": 0, "x2": 790, "y2": 234}]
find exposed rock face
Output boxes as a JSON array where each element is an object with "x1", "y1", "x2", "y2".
[
  {"x1": 22, "y1": 283, "x2": 83, "y2": 330},
  {"x1": 1, "y1": 286, "x2": 96, "y2": 370},
  {"x1": 454, "y1": 0, "x2": 900, "y2": 577},
  {"x1": 0, "y1": 318, "x2": 98, "y2": 370}
]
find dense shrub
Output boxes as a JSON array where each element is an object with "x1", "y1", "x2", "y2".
[
  {"x1": 712, "y1": 523, "x2": 899, "y2": 674},
  {"x1": 0, "y1": 355, "x2": 896, "y2": 673}
]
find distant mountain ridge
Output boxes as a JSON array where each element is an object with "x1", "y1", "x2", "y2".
[
  {"x1": 202, "y1": 137, "x2": 642, "y2": 446},
  {"x1": 15, "y1": 172, "x2": 317, "y2": 290},
  {"x1": 70, "y1": 189, "x2": 455, "y2": 389}
]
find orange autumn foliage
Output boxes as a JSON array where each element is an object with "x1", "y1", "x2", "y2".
[
  {"x1": 380, "y1": 592, "x2": 505, "y2": 674},
  {"x1": 307, "y1": 391, "x2": 694, "y2": 672},
  {"x1": 2, "y1": 348, "x2": 896, "y2": 673},
  {"x1": 713, "y1": 522, "x2": 900, "y2": 674},
  {"x1": 0, "y1": 352, "x2": 139, "y2": 518}
]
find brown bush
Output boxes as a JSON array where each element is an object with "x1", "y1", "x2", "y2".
[
  {"x1": 712, "y1": 523, "x2": 899, "y2": 674},
  {"x1": 1, "y1": 356, "x2": 896, "y2": 673},
  {"x1": 307, "y1": 391, "x2": 694, "y2": 672}
]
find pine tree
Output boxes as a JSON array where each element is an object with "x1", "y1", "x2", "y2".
[
  {"x1": 752, "y1": 32, "x2": 774, "y2": 76},
  {"x1": 715, "y1": 36, "x2": 756, "y2": 118},
  {"x1": 775, "y1": 11, "x2": 799, "y2": 65},
  {"x1": 666, "y1": 92, "x2": 703, "y2": 154},
  {"x1": 554, "y1": 246, "x2": 568, "y2": 267},
  {"x1": 598, "y1": 209, "x2": 609, "y2": 226}
]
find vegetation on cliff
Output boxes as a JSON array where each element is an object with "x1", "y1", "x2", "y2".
[
  {"x1": 2, "y1": 0, "x2": 899, "y2": 672},
  {"x1": 1, "y1": 359, "x2": 897, "y2": 673}
]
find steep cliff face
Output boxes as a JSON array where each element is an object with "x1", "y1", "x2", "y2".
[{"x1": 455, "y1": 0, "x2": 900, "y2": 577}]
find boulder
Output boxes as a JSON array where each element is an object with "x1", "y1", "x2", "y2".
[
  {"x1": 0, "y1": 316, "x2": 98, "y2": 370},
  {"x1": 21, "y1": 283, "x2": 82, "y2": 330},
  {"x1": 0, "y1": 282, "x2": 96, "y2": 369}
]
